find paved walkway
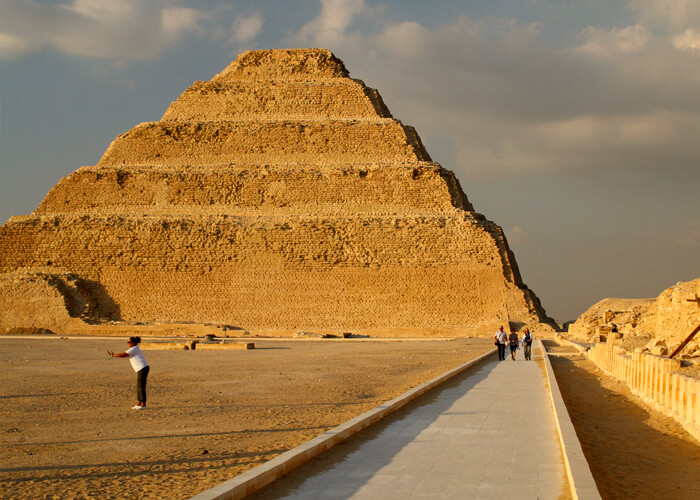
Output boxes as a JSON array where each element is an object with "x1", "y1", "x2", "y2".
[{"x1": 252, "y1": 345, "x2": 567, "y2": 499}]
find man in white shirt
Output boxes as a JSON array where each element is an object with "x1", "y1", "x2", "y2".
[{"x1": 494, "y1": 326, "x2": 507, "y2": 361}]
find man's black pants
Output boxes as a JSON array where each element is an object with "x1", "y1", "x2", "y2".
[{"x1": 497, "y1": 343, "x2": 506, "y2": 360}]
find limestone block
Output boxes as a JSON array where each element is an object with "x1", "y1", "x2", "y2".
[
  {"x1": 194, "y1": 342, "x2": 254, "y2": 350},
  {"x1": 694, "y1": 379, "x2": 700, "y2": 427},
  {"x1": 650, "y1": 345, "x2": 668, "y2": 356},
  {"x1": 646, "y1": 338, "x2": 666, "y2": 350},
  {"x1": 140, "y1": 341, "x2": 195, "y2": 350}
]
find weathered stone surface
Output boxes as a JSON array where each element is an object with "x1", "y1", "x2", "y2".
[
  {"x1": 567, "y1": 297, "x2": 653, "y2": 340},
  {"x1": 36, "y1": 163, "x2": 471, "y2": 215},
  {"x1": 140, "y1": 341, "x2": 194, "y2": 351},
  {"x1": 0, "y1": 49, "x2": 552, "y2": 335},
  {"x1": 651, "y1": 346, "x2": 668, "y2": 356},
  {"x1": 637, "y1": 279, "x2": 700, "y2": 342},
  {"x1": 646, "y1": 339, "x2": 666, "y2": 350},
  {"x1": 194, "y1": 342, "x2": 254, "y2": 350},
  {"x1": 567, "y1": 278, "x2": 700, "y2": 348},
  {"x1": 97, "y1": 120, "x2": 431, "y2": 167}
]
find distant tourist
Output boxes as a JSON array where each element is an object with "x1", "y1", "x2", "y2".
[
  {"x1": 494, "y1": 326, "x2": 507, "y2": 361},
  {"x1": 108, "y1": 337, "x2": 150, "y2": 410},
  {"x1": 522, "y1": 328, "x2": 533, "y2": 361},
  {"x1": 508, "y1": 330, "x2": 519, "y2": 360}
]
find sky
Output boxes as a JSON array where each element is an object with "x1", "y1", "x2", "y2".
[{"x1": 1, "y1": 0, "x2": 699, "y2": 323}]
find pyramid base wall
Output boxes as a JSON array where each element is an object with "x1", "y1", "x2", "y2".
[
  {"x1": 0, "y1": 214, "x2": 546, "y2": 332},
  {"x1": 96, "y1": 265, "x2": 514, "y2": 329}
]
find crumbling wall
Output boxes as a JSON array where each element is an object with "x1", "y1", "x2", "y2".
[
  {"x1": 0, "y1": 272, "x2": 115, "y2": 332},
  {"x1": 638, "y1": 278, "x2": 700, "y2": 344},
  {"x1": 568, "y1": 278, "x2": 700, "y2": 351}
]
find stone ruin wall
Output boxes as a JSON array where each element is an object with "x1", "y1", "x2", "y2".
[
  {"x1": 637, "y1": 278, "x2": 700, "y2": 342},
  {"x1": 567, "y1": 278, "x2": 700, "y2": 354},
  {"x1": 0, "y1": 273, "x2": 77, "y2": 332},
  {"x1": 0, "y1": 49, "x2": 551, "y2": 335}
]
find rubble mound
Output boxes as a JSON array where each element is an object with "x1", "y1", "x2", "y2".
[{"x1": 567, "y1": 278, "x2": 700, "y2": 358}]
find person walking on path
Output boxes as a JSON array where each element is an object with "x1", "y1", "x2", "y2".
[
  {"x1": 495, "y1": 326, "x2": 507, "y2": 361},
  {"x1": 522, "y1": 328, "x2": 533, "y2": 360},
  {"x1": 108, "y1": 337, "x2": 150, "y2": 410},
  {"x1": 509, "y1": 330, "x2": 519, "y2": 360}
]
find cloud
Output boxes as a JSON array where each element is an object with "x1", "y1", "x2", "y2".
[
  {"x1": 451, "y1": 110, "x2": 700, "y2": 178},
  {"x1": 570, "y1": 24, "x2": 650, "y2": 60},
  {"x1": 673, "y1": 29, "x2": 700, "y2": 53},
  {"x1": 378, "y1": 21, "x2": 429, "y2": 58},
  {"x1": 627, "y1": 0, "x2": 700, "y2": 31},
  {"x1": 285, "y1": 4, "x2": 700, "y2": 183},
  {"x1": 161, "y1": 7, "x2": 204, "y2": 35},
  {"x1": 0, "y1": 0, "x2": 213, "y2": 60},
  {"x1": 0, "y1": 32, "x2": 36, "y2": 59},
  {"x1": 297, "y1": 0, "x2": 377, "y2": 46},
  {"x1": 230, "y1": 11, "x2": 263, "y2": 44},
  {"x1": 626, "y1": 0, "x2": 700, "y2": 55}
]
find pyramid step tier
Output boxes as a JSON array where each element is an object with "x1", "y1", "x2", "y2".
[
  {"x1": 212, "y1": 49, "x2": 350, "y2": 81},
  {"x1": 161, "y1": 79, "x2": 392, "y2": 122},
  {"x1": 1, "y1": 212, "x2": 513, "y2": 274},
  {"x1": 97, "y1": 120, "x2": 431, "y2": 167},
  {"x1": 37, "y1": 163, "x2": 472, "y2": 215},
  {"x1": 0, "y1": 213, "x2": 540, "y2": 329}
]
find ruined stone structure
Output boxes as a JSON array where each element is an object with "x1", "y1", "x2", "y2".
[
  {"x1": 568, "y1": 278, "x2": 700, "y2": 351},
  {"x1": 0, "y1": 49, "x2": 552, "y2": 335}
]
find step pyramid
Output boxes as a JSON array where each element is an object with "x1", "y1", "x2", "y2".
[{"x1": 0, "y1": 49, "x2": 552, "y2": 335}]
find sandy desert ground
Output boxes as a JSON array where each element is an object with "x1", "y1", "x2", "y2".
[
  {"x1": 0, "y1": 336, "x2": 492, "y2": 499},
  {"x1": 1, "y1": 336, "x2": 698, "y2": 500}
]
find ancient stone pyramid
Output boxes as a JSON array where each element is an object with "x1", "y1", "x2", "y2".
[{"x1": 0, "y1": 49, "x2": 552, "y2": 335}]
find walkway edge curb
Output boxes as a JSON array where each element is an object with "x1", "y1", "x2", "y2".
[
  {"x1": 541, "y1": 339, "x2": 602, "y2": 500},
  {"x1": 190, "y1": 348, "x2": 496, "y2": 500}
]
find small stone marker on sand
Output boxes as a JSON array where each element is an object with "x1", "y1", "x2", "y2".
[{"x1": 140, "y1": 340, "x2": 254, "y2": 351}]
